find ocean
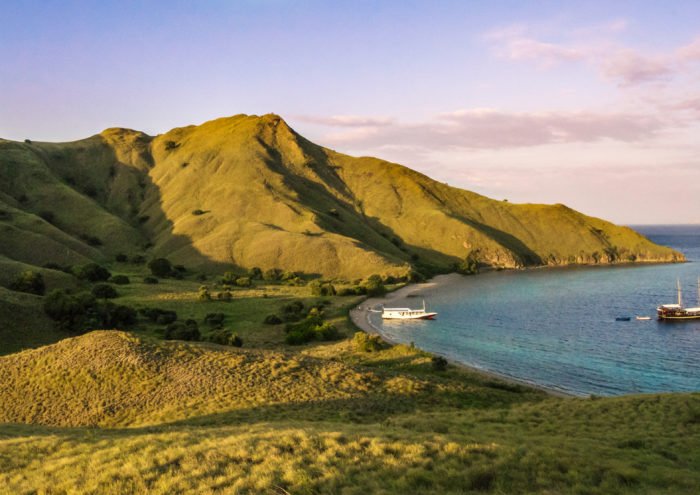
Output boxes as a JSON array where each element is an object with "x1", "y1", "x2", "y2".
[{"x1": 369, "y1": 225, "x2": 700, "y2": 396}]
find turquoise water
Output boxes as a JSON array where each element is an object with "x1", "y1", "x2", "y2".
[{"x1": 370, "y1": 225, "x2": 700, "y2": 396}]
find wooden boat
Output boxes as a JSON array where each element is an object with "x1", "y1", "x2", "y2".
[
  {"x1": 657, "y1": 278, "x2": 700, "y2": 320},
  {"x1": 376, "y1": 300, "x2": 437, "y2": 320}
]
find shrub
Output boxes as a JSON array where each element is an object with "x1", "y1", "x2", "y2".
[
  {"x1": 208, "y1": 329, "x2": 242, "y2": 347},
  {"x1": 363, "y1": 275, "x2": 386, "y2": 297},
  {"x1": 173, "y1": 264, "x2": 186, "y2": 273},
  {"x1": 92, "y1": 283, "x2": 118, "y2": 299},
  {"x1": 353, "y1": 332, "x2": 384, "y2": 352},
  {"x1": 456, "y1": 250, "x2": 480, "y2": 275},
  {"x1": 192, "y1": 209, "x2": 206, "y2": 216},
  {"x1": 204, "y1": 312, "x2": 225, "y2": 327},
  {"x1": 141, "y1": 308, "x2": 177, "y2": 324},
  {"x1": 263, "y1": 314, "x2": 282, "y2": 325},
  {"x1": 148, "y1": 258, "x2": 173, "y2": 278},
  {"x1": 164, "y1": 321, "x2": 200, "y2": 341},
  {"x1": 282, "y1": 301, "x2": 305, "y2": 322},
  {"x1": 143, "y1": 276, "x2": 159, "y2": 284},
  {"x1": 115, "y1": 253, "x2": 128, "y2": 262},
  {"x1": 310, "y1": 281, "x2": 336, "y2": 296},
  {"x1": 263, "y1": 268, "x2": 282, "y2": 281},
  {"x1": 44, "y1": 289, "x2": 136, "y2": 333},
  {"x1": 109, "y1": 275, "x2": 130, "y2": 285},
  {"x1": 131, "y1": 254, "x2": 146, "y2": 264},
  {"x1": 285, "y1": 315, "x2": 340, "y2": 345},
  {"x1": 75, "y1": 263, "x2": 111, "y2": 282},
  {"x1": 235, "y1": 276, "x2": 252, "y2": 287},
  {"x1": 221, "y1": 272, "x2": 238, "y2": 285},
  {"x1": 216, "y1": 290, "x2": 233, "y2": 301},
  {"x1": 80, "y1": 234, "x2": 102, "y2": 246},
  {"x1": 164, "y1": 140, "x2": 179, "y2": 151},
  {"x1": 431, "y1": 356, "x2": 449, "y2": 371},
  {"x1": 248, "y1": 267, "x2": 263, "y2": 280},
  {"x1": 198, "y1": 286, "x2": 212, "y2": 301},
  {"x1": 10, "y1": 270, "x2": 45, "y2": 295}
]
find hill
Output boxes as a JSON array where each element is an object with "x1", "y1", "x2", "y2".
[
  {"x1": 0, "y1": 330, "x2": 698, "y2": 493},
  {"x1": 0, "y1": 114, "x2": 683, "y2": 282}
]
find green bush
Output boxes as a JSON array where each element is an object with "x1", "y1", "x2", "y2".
[
  {"x1": 131, "y1": 255, "x2": 146, "y2": 264},
  {"x1": 310, "y1": 281, "x2": 336, "y2": 296},
  {"x1": 281, "y1": 301, "x2": 305, "y2": 322},
  {"x1": 115, "y1": 253, "x2": 128, "y2": 262},
  {"x1": 198, "y1": 286, "x2": 212, "y2": 301},
  {"x1": 431, "y1": 356, "x2": 448, "y2": 371},
  {"x1": 75, "y1": 263, "x2": 111, "y2": 282},
  {"x1": 92, "y1": 283, "x2": 118, "y2": 299},
  {"x1": 353, "y1": 332, "x2": 384, "y2": 352},
  {"x1": 263, "y1": 268, "x2": 282, "y2": 281},
  {"x1": 221, "y1": 272, "x2": 238, "y2": 285},
  {"x1": 456, "y1": 250, "x2": 480, "y2": 275},
  {"x1": 216, "y1": 290, "x2": 233, "y2": 301},
  {"x1": 43, "y1": 289, "x2": 136, "y2": 333},
  {"x1": 363, "y1": 275, "x2": 386, "y2": 297},
  {"x1": 263, "y1": 314, "x2": 282, "y2": 324},
  {"x1": 235, "y1": 276, "x2": 252, "y2": 287},
  {"x1": 140, "y1": 308, "x2": 177, "y2": 324},
  {"x1": 143, "y1": 276, "x2": 159, "y2": 284},
  {"x1": 148, "y1": 258, "x2": 173, "y2": 278},
  {"x1": 109, "y1": 275, "x2": 130, "y2": 285},
  {"x1": 208, "y1": 329, "x2": 243, "y2": 347},
  {"x1": 10, "y1": 270, "x2": 45, "y2": 295},
  {"x1": 191, "y1": 209, "x2": 206, "y2": 216},
  {"x1": 248, "y1": 267, "x2": 263, "y2": 280},
  {"x1": 164, "y1": 320, "x2": 200, "y2": 341},
  {"x1": 285, "y1": 315, "x2": 340, "y2": 345}
]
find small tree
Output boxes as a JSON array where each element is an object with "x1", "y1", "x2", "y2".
[
  {"x1": 221, "y1": 272, "x2": 238, "y2": 285},
  {"x1": 235, "y1": 277, "x2": 252, "y2": 287},
  {"x1": 75, "y1": 263, "x2": 111, "y2": 282},
  {"x1": 248, "y1": 267, "x2": 263, "y2": 280},
  {"x1": 10, "y1": 270, "x2": 45, "y2": 295},
  {"x1": 109, "y1": 275, "x2": 130, "y2": 285},
  {"x1": 353, "y1": 332, "x2": 384, "y2": 352},
  {"x1": 148, "y1": 258, "x2": 173, "y2": 278},
  {"x1": 92, "y1": 283, "x2": 118, "y2": 299},
  {"x1": 457, "y1": 250, "x2": 480, "y2": 275},
  {"x1": 198, "y1": 285, "x2": 212, "y2": 301},
  {"x1": 363, "y1": 275, "x2": 386, "y2": 297},
  {"x1": 431, "y1": 356, "x2": 448, "y2": 371}
]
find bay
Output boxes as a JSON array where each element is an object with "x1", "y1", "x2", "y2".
[{"x1": 369, "y1": 225, "x2": 700, "y2": 396}]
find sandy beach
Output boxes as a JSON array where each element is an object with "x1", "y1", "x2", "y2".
[{"x1": 349, "y1": 273, "x2": 574, "y2": 398}]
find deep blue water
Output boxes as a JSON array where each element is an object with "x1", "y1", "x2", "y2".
[{"x1": 370, "y1": 225, "x2": 700, "y2": 396}]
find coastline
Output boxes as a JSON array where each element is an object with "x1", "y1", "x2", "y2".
[{"x1": 349, "y1": 273, "x2": 575, "y2": 398}]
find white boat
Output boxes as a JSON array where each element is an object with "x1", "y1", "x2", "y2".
[
  {"x1": 635, "y1": 316, "x2": 652, "y2": 321},
  {"x1": 376, "y1": 300, "x2": 437, "y2": 320},
  {"x1": 657, "y1": 278, "x2": 700, "y2": 320}
]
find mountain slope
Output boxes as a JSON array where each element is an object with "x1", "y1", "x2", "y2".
[{"x1": 0, "y1": 114, "x2": 682, "y2": 279}]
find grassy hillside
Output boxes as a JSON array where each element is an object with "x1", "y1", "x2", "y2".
[
  {"x1": 0, "y1": 331, "x2": 698, "y2": 494},
  {"x1": 0, "y1": 114, "x2": 683, "y2": 281}
]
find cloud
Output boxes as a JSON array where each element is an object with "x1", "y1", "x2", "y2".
[
  {"x1": 319, "y1": 109, "x2": 668, "y2": 151},
  {"x1": 485, "y1": 24, "x2": 700, "y2": 86}
]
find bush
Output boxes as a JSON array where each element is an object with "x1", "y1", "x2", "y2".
[
  {"x1": 208, "y1": 329, "x2": 242, "y2": 347},
  {"x1": 164, "y1": 140, "x2": 179, "y2": 151},
  {"x1": 143, "y1": 276, "x2": 159, "y2": 284},
  {"x1": 235, "y1": 276, "x2": 252, "y2": 287},
  {"x1": 431, "y1": 356, "x2": 448, "y2": 371},
  {"x1": 204, "y1": 312, "x2": 225, "y2": 327},
  {"x1": 216, "y1": 290, "x2": 233, "y2": 301},
  {"x1": 141, "y1": 307, "x2": 177, "y2": 324},
  {"x1": 363, "y1": 275, "x2": 386, "y2": 297},
  {"x1": 92, "y1": 283, "x2": 118, "y2": 299},
  {"x1": 80, "y1": 234, "x2": 102, "y2": 246},
  {"x1": 164, "y1": 321, "x2": 200, "y2": 341},
  {"x1": 281, "y1": 301, "x2": 305, "y2": 322},
  {"x1": 456, "y1": 250, "x2": 480, "y2": 275},
  {"x1": 353, "y1": 332, "x2": 384, "y2": 352},
  {"x1": 173, "y1": 264, "x2": 186, "y2": 273},
  {"x1": 10, "y1": 270, "x2": 45, "y2": 295},
  {"x1": 115, "y1": 253, "x2": 128, "y2": 262},
  {"x1": 263, "y1": 268, "x2": 282, "y2": 281},
  {"x1": 148, "y1": 258, "x2": 173, "y2": 278},
  {"x1": 285, "y1": 315, "x2": 340, "y2": 345},
  {"x1": 131, "y1": 254, "x2": 146, "y2": 264},
  {"x1": 263, "y1": 314, "x2": 282, "y2": 325},
  {"x1": 44, "y1": 289, "x2": 136, "y2": 333},
  {"x1": 75, "y1": 263, "x2": 111, "y2": 282},
  {"x1": 198, "y1": 286, "x2": 212, "y2": 301},
  {"x1": 191, "y1": 209, "x2": 206, "y2": 216},
  {"x1": 248, "y1": 267, "x2": 263, "y2": 280},
  {"x1": 109, "y1": 275, "x2": 130, "y2": 285},
  {"x1": 221, "y1": 272, "x2": 238, "y2": 285},
  {"x1": 310, "y1": 281, "x2": 336, "y2": 296}
]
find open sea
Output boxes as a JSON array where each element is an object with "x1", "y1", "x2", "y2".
[{"x1": 370, "y1": 225, "x2": 700, "y2": 396}]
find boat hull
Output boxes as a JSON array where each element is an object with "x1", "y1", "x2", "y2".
[{"x1": 382, "y1": 312, "x2": 437, "y2": 320}]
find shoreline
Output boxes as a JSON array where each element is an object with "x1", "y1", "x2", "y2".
[{"x1": 349, "y1": 273, "x2": 576, "y2": 398}]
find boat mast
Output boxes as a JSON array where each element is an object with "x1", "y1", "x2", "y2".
[{"x1": 677, "y1": 278, "x2": 682, "y2": 307}]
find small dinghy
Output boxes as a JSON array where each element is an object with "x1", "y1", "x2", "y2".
[{"x1": 615, "y1": 317, "x2": 631, "y2": 321}]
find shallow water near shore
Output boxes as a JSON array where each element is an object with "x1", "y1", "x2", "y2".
[{"x1": 369, "y1": 225, "x2": 700, "y2": 396}]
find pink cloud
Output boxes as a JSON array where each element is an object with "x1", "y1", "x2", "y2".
[
  {"x1": 318, "y1": 109, "x2": 668, "y2": 151},
  {"x1": 600, "y1": 49, "x2": 673, "y2": 85},
  {"x1": 293, "y1": 114, "x2": 394, "y2": 127}
]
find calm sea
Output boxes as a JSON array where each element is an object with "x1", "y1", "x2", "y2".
[{"x1": 370, "y1": 225, "x2": 700, "y2": 396}]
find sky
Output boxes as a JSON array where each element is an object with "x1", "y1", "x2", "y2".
[{"x1": 1, "y1": 0, "x2": 699, "y2": 224}]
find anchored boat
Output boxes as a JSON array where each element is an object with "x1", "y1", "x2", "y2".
[
  {"x1": 375, "y1": 300, "x2": 437, "y2": 320},
  {"x1": 657, "y1": 278, "x2": 700, "y2": 320}
]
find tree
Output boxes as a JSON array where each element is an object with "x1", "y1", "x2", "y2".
[
  {"x1": 248, "y1": 267, "x2": 263, "y2": 280},
  {"x1": 92, "y1": 283, "x2": 118, "y2": 299},
  {"x1": 148, "y1": 258, "x2": 173, "y2": 278},
  {"x1": 75, "y1": 263, "x2": 111, "y2": 282},
  {"x1": 198, "y1": 286, "x2": 212, "y2": 301},
  {"x1": 10, "y1": 270, "x2": 45, "y2": 295},
  {"x1": 363, "y1": 275, "x2": 386, "y2": 297},
  {"x1": 457, "y1": 250, "x2": 480, "y2": 275}
]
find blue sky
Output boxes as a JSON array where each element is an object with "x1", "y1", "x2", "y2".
[{"x1": 2, "y1": 1, "x2": 699, "y2": 223}]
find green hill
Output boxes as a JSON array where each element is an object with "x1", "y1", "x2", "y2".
[
  {"x1": 0, "y1": 114, "x2": 682, "y2": 282},
  {"x1": 0, "y1": 330, "x2": 698, "y2": 494}
]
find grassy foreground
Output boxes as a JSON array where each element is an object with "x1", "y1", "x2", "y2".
[{"x1": 0, "y1": 266, "x2": 699, "y2": 494}]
